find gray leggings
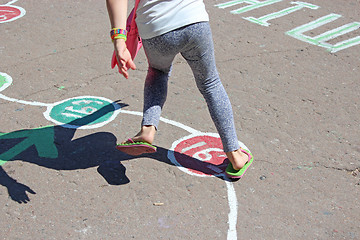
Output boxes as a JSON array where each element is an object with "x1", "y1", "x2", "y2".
[{"x1": 141, "y1": 21, "x2": 239, "y2": 152}]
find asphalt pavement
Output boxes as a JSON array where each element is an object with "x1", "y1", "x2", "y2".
[{"x1": 1, "y1": 0, "x2": 359, "y2": 239}]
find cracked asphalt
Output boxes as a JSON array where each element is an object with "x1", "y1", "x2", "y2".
[{"x1": 1, "y1": 0, "x2": 359, "y2": 239}]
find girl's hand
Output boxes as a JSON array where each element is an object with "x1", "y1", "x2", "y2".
[{"x1": 113, "y1": 39, "x2": 136, "y2": 79}]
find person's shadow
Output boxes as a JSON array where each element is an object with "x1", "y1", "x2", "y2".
[{"x1": 0, "y1": 101, "x2": 230, "y2": 203}]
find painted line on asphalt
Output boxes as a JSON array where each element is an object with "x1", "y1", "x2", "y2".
[
  {"x1": 0, "y1": 73, "x2": 242, "y2": 240},
  {"x1": 215, "y1": 0, "x2": 360, "y2": 53}
]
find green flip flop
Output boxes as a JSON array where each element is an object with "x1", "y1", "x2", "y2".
[{"x1": 225, "y1": 148, "x2": 253, "y2": 179}]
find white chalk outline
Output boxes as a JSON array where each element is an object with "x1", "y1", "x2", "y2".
[
  {"x1": 0, "y1": 0, "x2": 26, "y2": 24},
  {"x1": 0, "y1": 72, "x2": 122, "y2": 129},
  {"x1": 0, "y1": 72, "x2": 49, "y2": 106},
  {"x1": 168, "y1": 132, "x2": 249, "y2": 177},
  {"x1": 0, "y1": 72, "x2": 12, "y2": 92},
  {"x1": 0, "y1": 73, "x2": 243, "y2": 240},
  {"x1": 120, "y1": 108, "x2": 243, "y2": 240},
  {"x1": 43, "y1": 96, "x2": 121, "y2": 129}
]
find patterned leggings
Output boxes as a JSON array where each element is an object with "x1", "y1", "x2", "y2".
[{"x1": 141, "y1": 21, "x2": 240, "y2": 152}]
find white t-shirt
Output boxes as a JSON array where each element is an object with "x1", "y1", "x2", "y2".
[{"x1": 135, "y1": 0, "x2": 209, "y2": 39}]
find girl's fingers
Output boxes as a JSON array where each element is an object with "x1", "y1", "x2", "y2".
[
  {"x1": 120, "y1": 65, "x2": 129, "y2": 79},
  {"x1": 127, "y1": 59, "x2": 136, "y2": 70},
  {"x1": 114, "y1": 47, "x2": 136, "y2": 78},
  {"x1": 121, "y1": 70, "x2": 129, "y2": 79}
]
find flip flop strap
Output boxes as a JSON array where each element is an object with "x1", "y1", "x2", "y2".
[{"x1": 240, "y1": 148, "x2": 252, "y2": 162}]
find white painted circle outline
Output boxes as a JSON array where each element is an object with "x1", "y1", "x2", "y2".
[
  {"x1": 43, "y1": 95, "x2": 121, "y2": 129},
  {"x1": 0, "y1": 2, "x2": 26, "y2": 24},
  {"x1": 168, "y1": 132, "x2": 250, "y2": 178},
  {"x1": 0, "y1": 72, "x2": 13, "y2": 92},
  {"x1": 0, "y1": 71, "x2": 242, "y2": 238}
]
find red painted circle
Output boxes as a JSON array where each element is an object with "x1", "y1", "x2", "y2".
[
  {"x1": 173, "y1": 135, "x2": 228, "y2": 176},
  {"x1": 0, "y1": 6, "x2": 22, "y2": 23}
]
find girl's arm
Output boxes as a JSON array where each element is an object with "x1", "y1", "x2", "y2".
[
  {"x1": 106, "y1": 0, "x2": 136, "y2": 79},
  {"x1": 106, "y1": 0, "x2": 127, "y2": 29}
]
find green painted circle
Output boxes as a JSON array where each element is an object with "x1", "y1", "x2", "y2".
[
  {"x1": 49, "y1": 97, "x2": 116, "y2": 127},
  {"x1": 0, "y1": 72, "x2": 12, "y2": 92},
  {"x1": 0, "y1": 75, "x2": 7, "y2": 88}
]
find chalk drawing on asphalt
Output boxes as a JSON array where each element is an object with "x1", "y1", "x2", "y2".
[
  {"x1": 0, "y1": 73, "x2": 122, "y2": 129},
  {"x1": 168, "y1": 132, "x2": 249, "y2": 178},
  {"x1": 286, "y1": 14, "x2": 360, "y2": 53},
  {"x1": 0, "y1": 0, "x2": 25, "y2": 24},
  {"x1": 0, "y1": 72, "x2": 12, "y2": 92},
  {"x1": 43, "y1": 96, "x2": 121, "y2": 129},
  {"x1": 215, "y1": 0, "x2": 283, "y2": 15},
  {"x1": 244, "y1": 1, "x2": 319, "y2": 27},
  {"x1": 0, "y1": 72, "x2": 247, "y2": 240},
  {"x1": 215, "y1": 0, "x2": 360, "y2": 53}
]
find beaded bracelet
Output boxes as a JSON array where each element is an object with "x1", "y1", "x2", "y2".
[
  {"x1": 112, "y1": 33, "x2": 127, "y2": 41},
  {"x1": 110, "y1": 28, "x2": 127, "y2": 41}
]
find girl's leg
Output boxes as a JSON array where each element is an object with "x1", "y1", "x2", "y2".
[
  {"x1": 127, "y1": 67, "x2": 170, "y2": 145},
  {"x1": 180, "y1": 22, "x2": 248, "y2": 169},
  {"x1": 125, "y1": 31, "x2": 184, "y2": 144},
  {"x1": 141, "y1": 67, "x2": 171, "y2": 130}
]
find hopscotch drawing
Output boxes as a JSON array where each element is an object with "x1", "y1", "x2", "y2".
[
  {"x1": 0, "y1": 1, "x2": 255, "y2": 238},
  {"x1": 0, "y1": 0, "x2": 25, "y2": 23},
  {"x1": 215, "y1": 0, "x2": 360, "y2": 53},
  {"x1": 0, "y1": 71, "x2": 248, "y2": 240}
]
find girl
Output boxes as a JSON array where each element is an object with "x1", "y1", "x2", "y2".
[{"x1": 106, "y1": 0, "x2": 253, "y2": 178}]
